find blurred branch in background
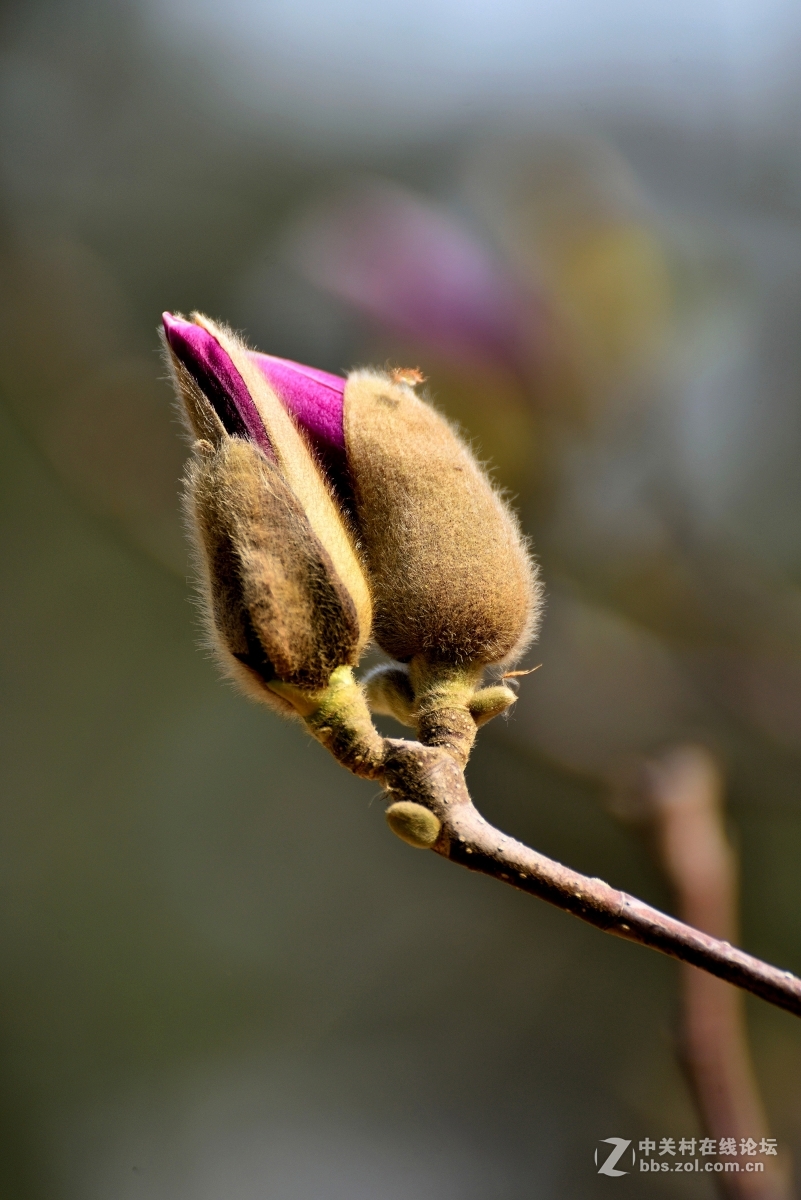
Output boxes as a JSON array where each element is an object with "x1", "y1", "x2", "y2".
[{"x1": 633, "y1": 747, "x2": 792, "y2": 1198}]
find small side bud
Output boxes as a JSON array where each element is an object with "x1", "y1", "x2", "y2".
[
  {"x1": 366, "y1": 662, "x2": 518, "y2": 761},
  {"x1": 468, "y1": 684, "x2": 518, "y2": 727},
  {"x1": 363, "y1": 664, "x2": 415, "y2": 726},
  {"x1": 385, "y1": 801, "x2": 442, "y2": 849}
]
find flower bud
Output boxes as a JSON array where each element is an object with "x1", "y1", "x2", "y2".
[
  {"x1": 162, "y1": 313, "x2": 372, "y2": 716},
  {"x1": 250, "y1": 350, "x2": 541, "y2": 763},
  {"x1": 248, "y1": 355, "x2": 539, "y2": 668},
  {"x1": 342, "y1": 370, "x2": 539, "y2": 668}
]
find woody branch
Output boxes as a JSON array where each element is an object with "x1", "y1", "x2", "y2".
[{"x1": 379, "y1": 739, "x2": 801, "y2": 1021}]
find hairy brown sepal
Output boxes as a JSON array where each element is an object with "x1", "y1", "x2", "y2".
[
  {"x1": 363, "y1": 663, "x2": 416, "y2": 726},
  {"x1": 187, "y1": 438, "x2": 361, "y2": 705},
  {"x1": 343, "y1": 371, "x2": 541, "y2": 667}
]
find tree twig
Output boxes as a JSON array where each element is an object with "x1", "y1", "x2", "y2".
[{"x1": 380, "y1": 740, "x2": 801, "y2": 1020}]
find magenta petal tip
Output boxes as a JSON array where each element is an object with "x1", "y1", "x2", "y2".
[
  {"x1": 162, "y1": 313, "x2": 273, "y2": 457},
  {"x1": 250, "y1": 351, "x2": 346, "y2": 455}
]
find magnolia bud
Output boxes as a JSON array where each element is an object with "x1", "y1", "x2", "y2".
[
  {"x1": 250, "y1": 351, "x2": 541, "y2": 761},
  {"x1": 342, "y1": 370, "x2": 539, "y2": 667},
  {"x1": 249, "y1": 358, "x2": 539, "y2": 666},
  {"x1": 162, "y1": 313, "x2": 374, "y2": 729}
]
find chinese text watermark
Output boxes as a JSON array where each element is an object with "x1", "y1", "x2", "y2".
[{"x1": 595, "y1": 1136, "x2": 778, "y2": 1177}]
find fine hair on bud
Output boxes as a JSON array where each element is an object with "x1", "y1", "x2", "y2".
[
  {"x1": 162, "y1": 312, "x2": 376, "y2": 715},
  {"x1": 343, "y1": 371, "x2": 541, "y2": 666},
  {"x1": 363, "y1": 663, "x2": 416, "y2": 726},
  {"x1": 385, "y1": 801, "x2": 442, "y2": 849},
  {"x1": 186, "y1": 438, "x2": 363, "y2": 709},
  {"x1": 163, "y1": 312, "x2": 373, "y2": 657}
]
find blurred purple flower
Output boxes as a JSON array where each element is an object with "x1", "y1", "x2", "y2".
[{"x1": 291, "y1": 181, "x2": 542, "y2": 377}]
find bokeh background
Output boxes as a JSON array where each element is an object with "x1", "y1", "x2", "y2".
[{"x1": 2, "y1": 0, "x2": 801, "y2": 1195}]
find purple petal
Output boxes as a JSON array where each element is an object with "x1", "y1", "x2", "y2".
[
  {"x1": 249, "y1": 351, "x2": 350, "y2": 499},
  {"x1": 250, "y1": 352, "x2": 345, "y2": 453},
  {"x1": 162, "y1": 312, "x2": 274, "y2": 458}
]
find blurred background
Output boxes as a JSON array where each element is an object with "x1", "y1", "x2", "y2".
[{"x1": 2, "y1": 0, "x2": 801, "y2": 1195}]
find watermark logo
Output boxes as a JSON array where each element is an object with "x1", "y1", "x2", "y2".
[
  {"x1": 595, "y1": 1138, "x2": 632, "y2": 1177},
  {"x1": 594, "y1": 1136, "x2": 778, "y2": 1177}
]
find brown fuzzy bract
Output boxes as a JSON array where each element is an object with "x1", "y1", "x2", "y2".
[
  {"x1": 344, "y1": 372, "x2": 541, "y2": 665},
  {"x1": 163, "y1": 313, "x2": 373, "y2": 661},
  {"x1": 189, "y1": 438, "x2": 361, "y2": 696}
]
